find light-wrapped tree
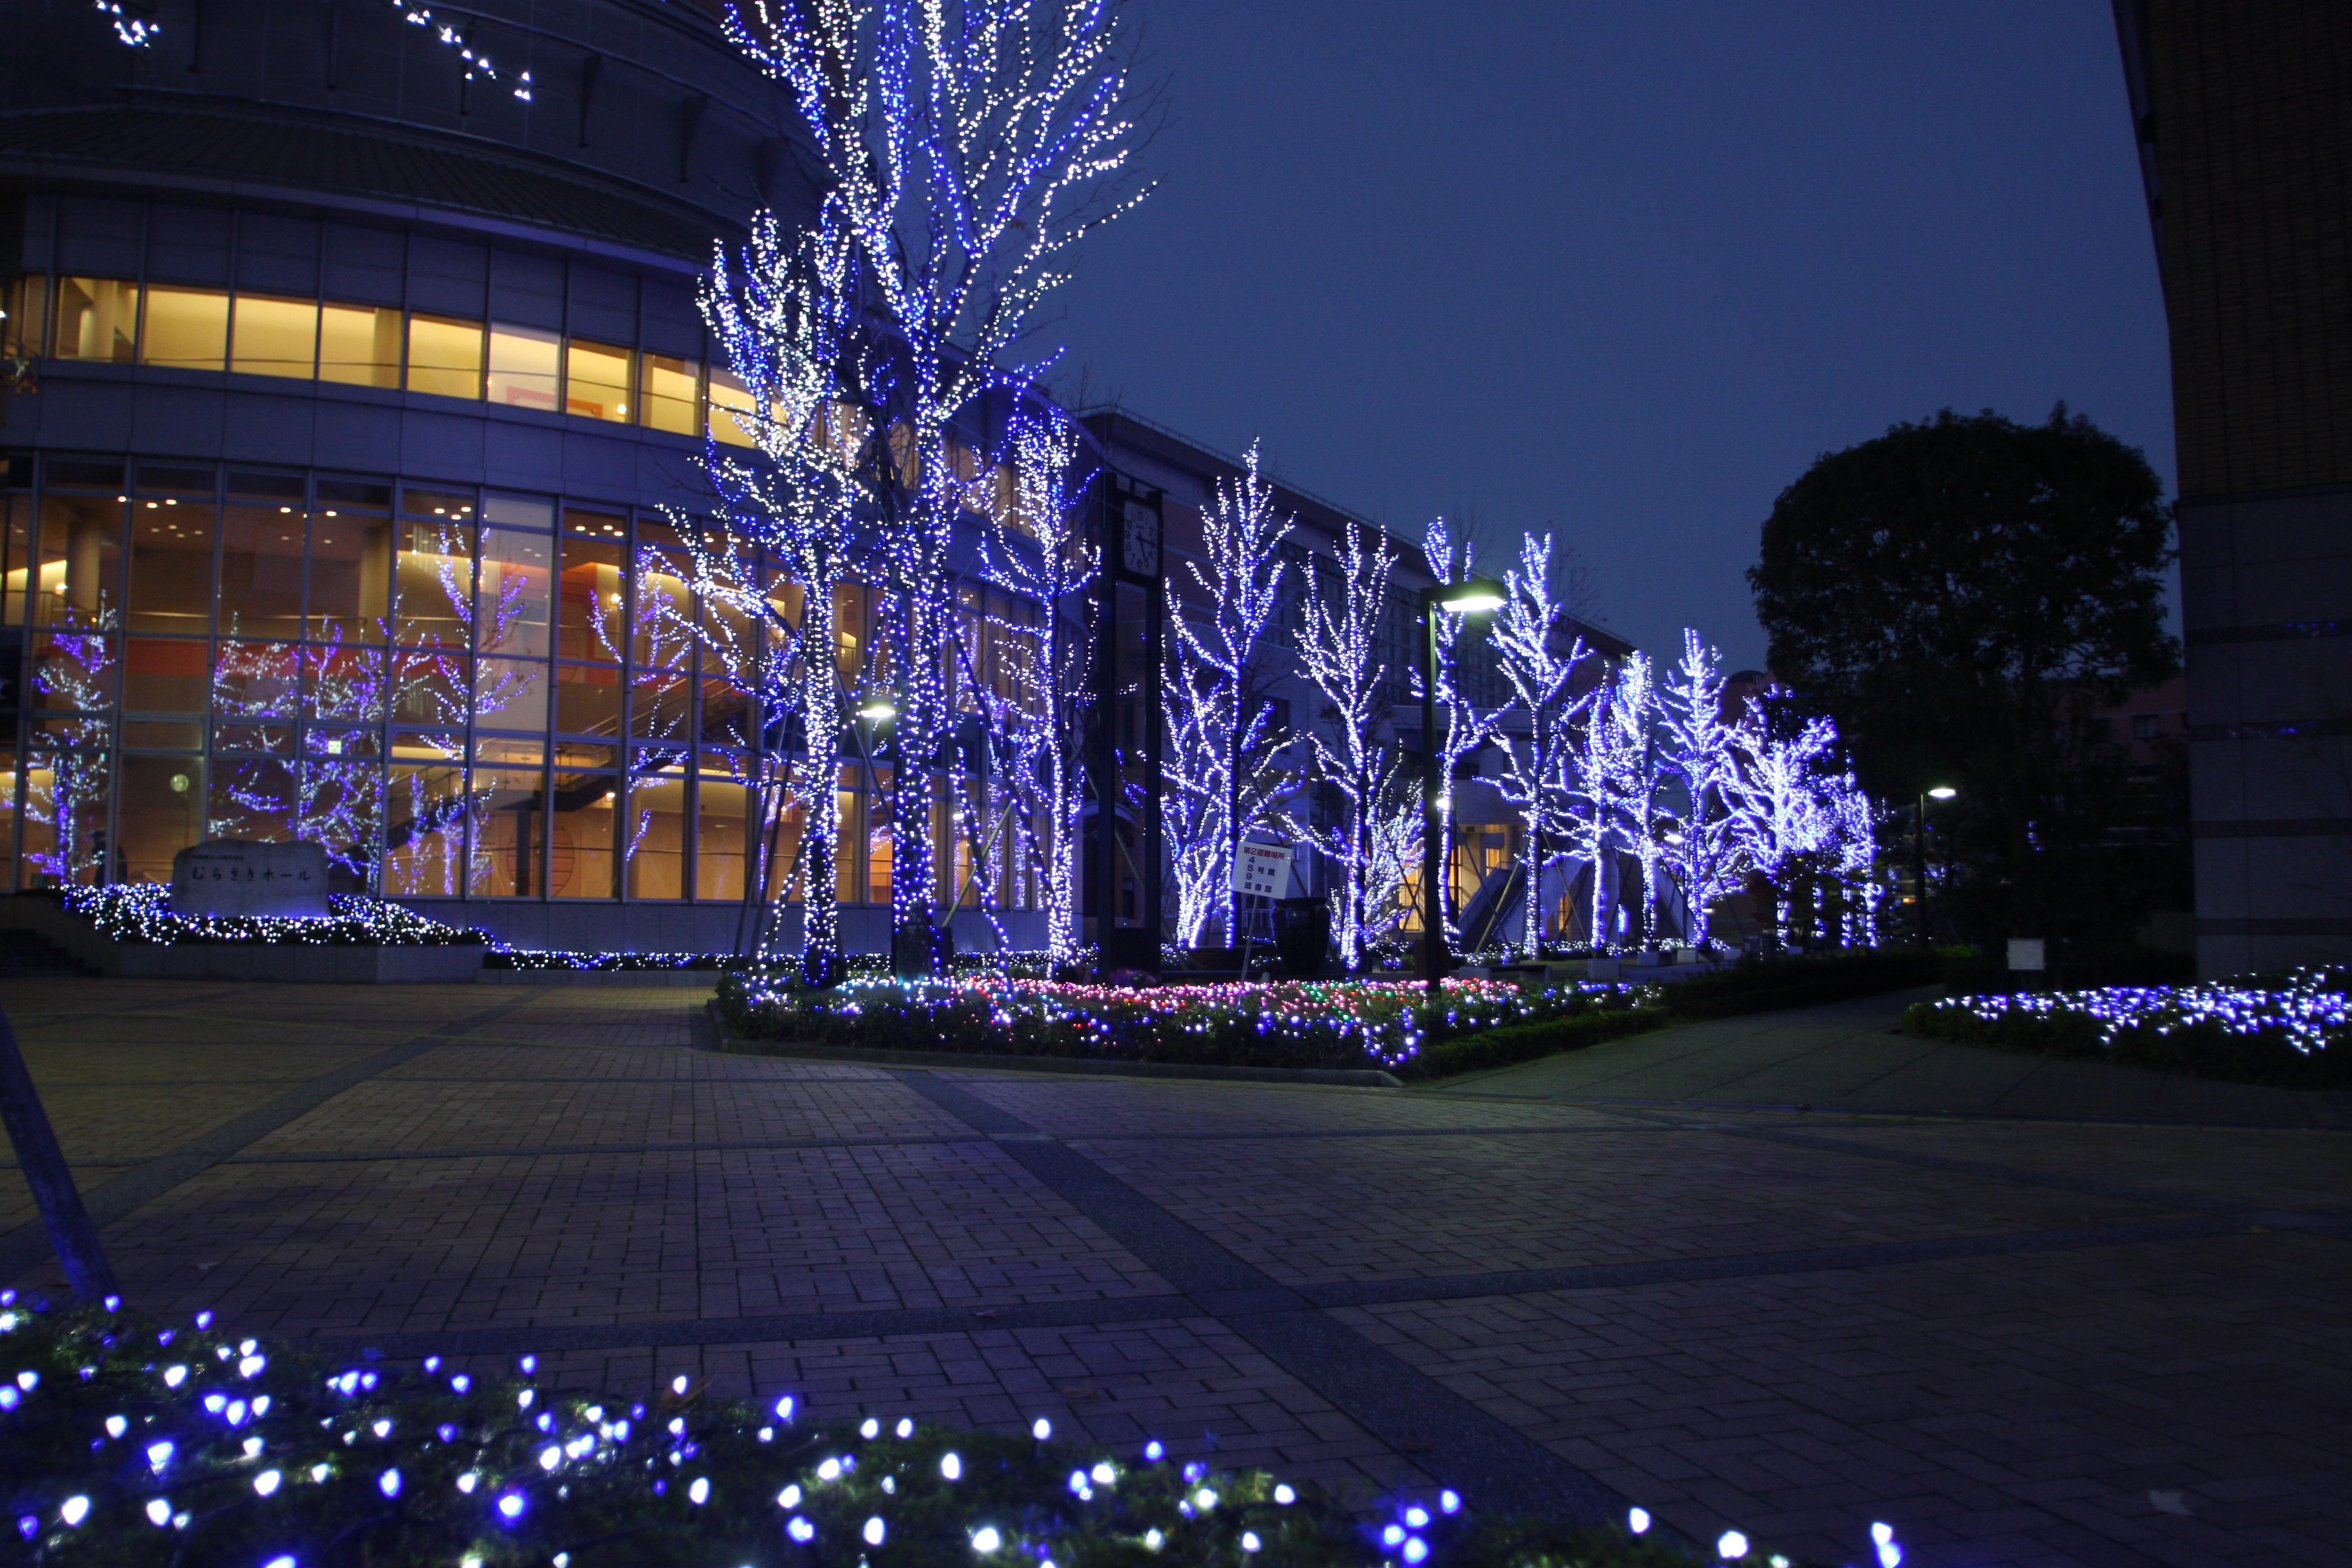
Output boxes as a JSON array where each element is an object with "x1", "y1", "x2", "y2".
[
  {"x1": 725, "y1": 0, "x2": 1149, "y2": 973},
  {"x1": 1604, "y1": 652, "x2": 1670, "y2": 949},
  {"x1": 1485, "y1": 533, "x2": 1591, "y2": 958},
  {"x1": 1726, "y1": 694, "x2": 1841, "y2": 949},
  {"x1": 1416, "y1": 518, "x2": 1503, "y2": 948},
  {"x1": 651, "y1": 209, "x2": 871, "y2": 982},
  {"x1": 1164, "y1": 442, "x2": 1296, "y2": 947},
  {"x1": 1658, "y1": 629, "x2": 1748, "y2": 949},
  {"x1": 976, "y1": 406, "x2": 1097, "y2": 962},
  {"x1": 1297, "y1": 525, "x2": 1409, "y2": 968}
]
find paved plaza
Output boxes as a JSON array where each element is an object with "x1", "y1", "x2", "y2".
[{"x1": 1, "y1": 978, "x2": 2347, "y2": 1567}]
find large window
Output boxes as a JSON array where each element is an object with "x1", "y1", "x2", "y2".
[
  {"x1": 140, "y1": 287, "x2": 229, "y2": 371},
  {"x1": 9, "y1": 274, "x2": 729, "y2": 441},
  {"x1": 406, "y1": 314, "x2": 483, "y2": 400},
  {"x1": 487, "y1": 324, "x2": 561, "y2": 412},
  {"x1": 52, "y1": 278, "x2": 137, "y2": 363},
  {"x1": 0, "y1": 456, "x2": 1039, "y2": 912},
  {"x1": 318, "y1": 304, "x2": 402, "y2": 388},
  {"x1": 231, "y1": 295, "x2": 318, "y2": 378}
]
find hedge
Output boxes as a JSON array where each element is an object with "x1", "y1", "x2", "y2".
[
  {"x1": 713, "y1": 949, "x2": 1951, "y2": 1085},
  {"x1": 0, "y1": 1298, "x2": 1804, "y2": 1568},
  {"x1": 1902, "y1": 982, "x2": 2352, "y2": 1088}
]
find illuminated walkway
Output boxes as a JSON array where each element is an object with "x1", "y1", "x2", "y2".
[{"x1": 2, "y1": 978, "x2": 2345, "y2": 1567}]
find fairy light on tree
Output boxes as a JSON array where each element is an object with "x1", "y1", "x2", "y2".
[
  {"x1": 23, "y1": 609, "x2": 118, "y2": 887},
  {"x1": 978, "y1": 407, "x2": 1097, "y2": 963},
  {"x1": 1297, "y1": 525, "x2": 1411, "y2": 968},
  {"x1": 1415, "y1": 518, "x2": 1504, "y2": 950},
  {"x1": 1725, "y1": 693, "x2": 1841, "y2": 949},
  {"x1": 1603, "y1": 652, "x2": 1669, "y2": 949},
  {"x1": 658, "y1": 208, "x2": 874, "y2": 982},
  {"x1": 1164, "y1": 442, "x2": 1295, "y2": 948},
  {"x1": 1484, "y1": 534, "x2": 1592, "y2": 959},
  {"x1": 1824, "y1": 768, "x2": 1885, "y2": 946},
  {"x1": 724, "y1": 0, "x2": 1151, "y2": 976},
  {"x1": 1658, "y1": 630, "x2": 1747, "y2": 949}
]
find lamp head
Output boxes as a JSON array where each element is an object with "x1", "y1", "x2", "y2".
[
  {"x1": 1434, "y1": 577, "x2": 1506, "y2": 615},
  {"x1": 857, "y1": 699, "x2": 897, "y2": 720},
  {"x1": 1927, "y1": 785, "x2": 1956, "y2": 800}
]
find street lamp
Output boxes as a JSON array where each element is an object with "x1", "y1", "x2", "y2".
[
  {"x1": 1914, "y1": 785, "x2": 1956, "y2": 945},
  {"x1": 1422, "y1": 577, "x2": 1506, "y2": 998}
]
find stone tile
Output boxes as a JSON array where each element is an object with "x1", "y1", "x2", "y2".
[{"x1": 1, "y1": 976, "x2": 2346, "y2": 1568}]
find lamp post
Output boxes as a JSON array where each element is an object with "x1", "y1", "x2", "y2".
[
  {"x1": 1913, "y1": 785, "x2": 1956, "y2": 946},
  {"x1": 1421, "y1": 578, "x2": 1505, "y2": 999}
]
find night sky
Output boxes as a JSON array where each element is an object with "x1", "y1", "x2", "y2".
[{"x1": 1044, "y1": 1, "x2": 2173, "y2": 670}]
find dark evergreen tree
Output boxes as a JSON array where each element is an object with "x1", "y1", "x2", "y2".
[{"x1": 1748, "y1": 406, "x2": 2181, "y2": 963}]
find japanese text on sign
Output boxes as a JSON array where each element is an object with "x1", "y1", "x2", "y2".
[{"x1": 1230, "y1": 841, "x2": 1293, "y2": 900}]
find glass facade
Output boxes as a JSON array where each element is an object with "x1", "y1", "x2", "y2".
[
  {"x1": 2, "y1": 274, "x2": 755, "y2": 449},
  {"x1": 0, "y1": 454, "x2": 1037, "y2": 915}
]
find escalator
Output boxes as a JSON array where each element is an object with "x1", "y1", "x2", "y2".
[{"x1": 1457, "y1": 860, "x2": 1522, "y2": 955}]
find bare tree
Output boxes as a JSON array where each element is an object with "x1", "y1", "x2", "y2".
[{"x1": 1165, "y1": 442, "x2": 1296, "y2": 947}]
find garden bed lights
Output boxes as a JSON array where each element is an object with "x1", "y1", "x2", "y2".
[
  {"x1": 718, "y1": 972, "x2": 1631, "y2": 1074},
  {"x1": 1907, "y1": 967, "x2": 2351, "y2": 1086},
  {"x1": 58, "y1": 886, "x2": 484, "y2": 948},
  {"x1": 0, "y1": 1296, "x2": 1831, "y2": 1568}
]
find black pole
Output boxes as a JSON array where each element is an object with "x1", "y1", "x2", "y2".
[
  {"x1": 1094, "y1": 498, "x2": 1120, "y2": 964},
  {"x1": 0, "y1": 1002, "x2": 117, "y2": 1302},
  {"x1": 1421, "y1": 592, "x2": 1444, "y2": 1000},
  {"x1": 1143, "y1": 577, "x2": 1163, "y2": 970},
  {"x1": 1913, "y1": 792, "x2": 1929, "y2": 947}
]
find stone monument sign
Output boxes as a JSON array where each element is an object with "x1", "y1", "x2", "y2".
[{"x1": 171, "y1": 840, "x2": 332, "y2": 920}]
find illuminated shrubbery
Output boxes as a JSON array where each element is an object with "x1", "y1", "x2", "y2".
[
  {"x1": 1905, "y1": 969, "x2": 2352, "y2": 1086},
  {"x1": 719, "y1": 950, "x2": 1950, "y2": 1080},
  {"x1": 716, "y1": 973, "x2": 1633, "y2": 1076},
  {"x1": 0, "y1": 1299, "x2": 1803, "y2": 1568},
  {"x1": 60, "y1": 886, "x2": 483, "y2": 948}
]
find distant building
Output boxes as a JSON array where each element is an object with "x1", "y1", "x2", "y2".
[
  {"x1": 1081, "y1": 407, "x2": 1634, "y2": 949},
  {"x1": 2113, "y1": 1, "x2": 2352, "y2": 975}
]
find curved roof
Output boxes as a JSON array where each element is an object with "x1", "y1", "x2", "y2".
[{"x1": 0, "y1": 106, "x2": 734, "y2": 261}]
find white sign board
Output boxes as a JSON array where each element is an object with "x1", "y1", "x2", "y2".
[
  {"x1": 2006, "y1": 938, "x2": 2047, "y2": 972},
  {"x1": 1230, "y1": 841, "x2": 1293, "y2": 901},
  {"x1": 172, "y1": 839, "x2": 332, "y2": 920}
]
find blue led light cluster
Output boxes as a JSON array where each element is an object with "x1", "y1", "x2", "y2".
[
  {"x1": 60, "y1": 885, "x2": 486, "y2": 947},
  {"x1": 724, "y1": 972, "x2": 1634, "y2": 1071},
  {"x1": 0, "y1": 1296, "x2": 1865, "y2": 1568},
  {"x1": 1923, "y1": 969, "x2": 2352, "y2": 1058}
]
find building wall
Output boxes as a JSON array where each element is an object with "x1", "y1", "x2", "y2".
[
  {"x1": 2118, "y1": 0, "x2": 2352, "y2": 973},
  {"x1": 0, "y1": 0, "x2": 853, "y2": 954}
]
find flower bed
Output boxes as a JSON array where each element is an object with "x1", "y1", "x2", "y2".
[
  {"x1": 719, "y1": 949, "x2": 1950, "y2": 1082},
  {"x1": 716, "y1": 973, "x2": 1634, "y2": 1077},
  {"x1": 60, "y1": 885, "x2": 483, "y2": 947},
  {"x1": 1904, "y1": 969, "x2": 2352, "y2": 1087},
  {"x1": 0, "y1": 1297, "x2": 1823, "y2": 1568}
]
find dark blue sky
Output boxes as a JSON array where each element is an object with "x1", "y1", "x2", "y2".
[{"x1": 1044, "y1": 1, "x2": 2173, "y2": 670}]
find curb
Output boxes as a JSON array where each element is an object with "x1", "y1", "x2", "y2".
[
  {"x1": 480, "y1": 968, "x2": 723, "y2": 988},
  {"x1": 704, "y1": 1002, "x2": 1403, "y2": 1087}
]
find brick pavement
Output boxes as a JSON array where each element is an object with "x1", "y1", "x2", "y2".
[{"x1": 0, "y1": 976, "x2": 2347, "y2": 1566}]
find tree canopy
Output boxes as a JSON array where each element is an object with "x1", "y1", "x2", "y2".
[{"x1": 1748, "y1": 405, "x2": 2181, "y2": 952}]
